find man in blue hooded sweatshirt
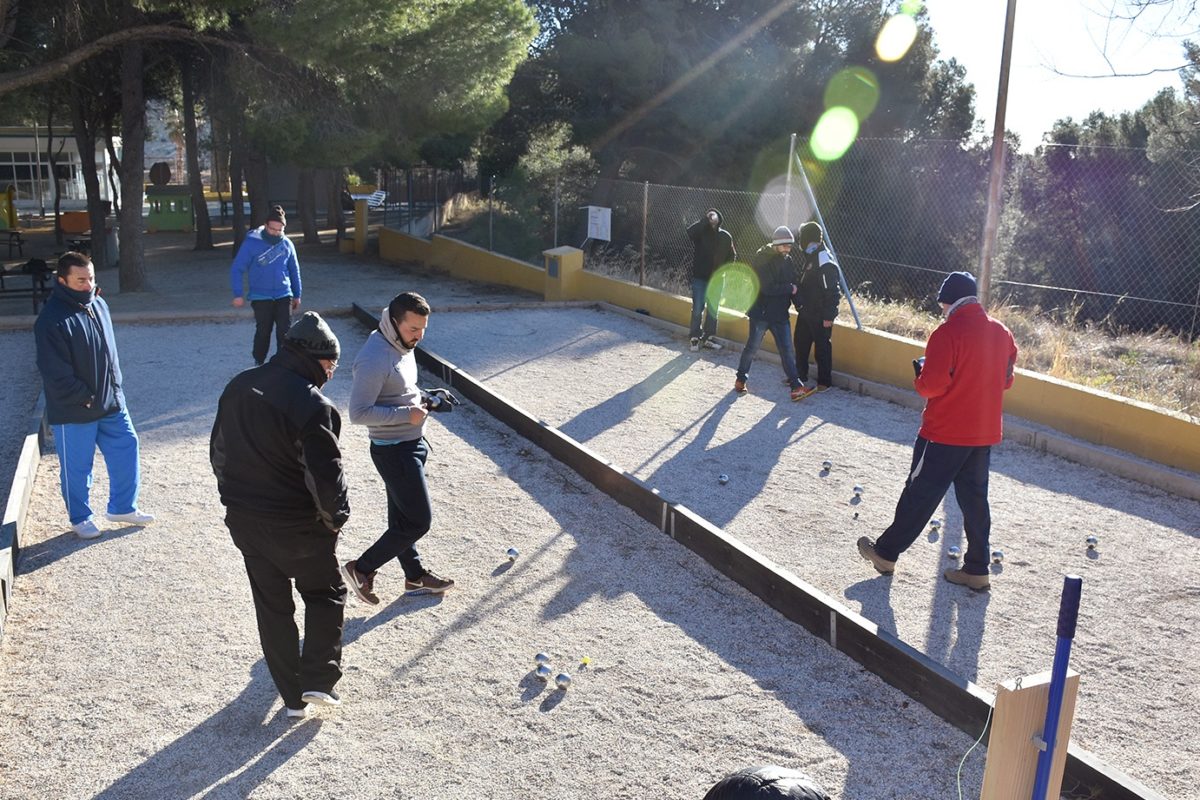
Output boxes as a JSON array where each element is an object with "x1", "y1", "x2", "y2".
[
  {"x1": 230, "y1": 205, "x2": 302, "y2": 365},
  {"x1": 34, "y1": 251, "x2": 155, "y2": 540}
]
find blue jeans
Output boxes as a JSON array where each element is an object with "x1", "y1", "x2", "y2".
[
  {"x1": 736, "y1": 317, "x2": 800, "y2": 388},
  {"x1": 356, "y1": 439, "x2": 431, "y2": 579},
  {"x1": 874, "y1": 437, "x2": 993, "y2": 576},
  {"x1": 689, "y1": 276, "x2": 722, "y2": 339},
  {"x1": 54, "y1": 407, "x2": 141, "y2": 524}
]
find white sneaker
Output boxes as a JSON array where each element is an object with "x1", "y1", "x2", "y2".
[
  {"x1": 286, "y1": 706, "x2": 308, "y2": 720},
  {"x1": 689, "y1": 337, "x2": 700, "y2": 352},
  {"x1": 702, "y1": 337, "x2": 723, "y2": 350},
  {"x1": 300, "y1": 689, "x2": 341, "y2": 707},
  {"x1": 105, "y1": 510, "x2": 156, "y2": 526},
  {"x1": 72, "y1": 519, "x2": 102, "y2": 539}
]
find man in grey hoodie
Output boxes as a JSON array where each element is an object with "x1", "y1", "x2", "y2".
[{"x1": 340, "y1": 291, "x2": 457, "y2": 604}]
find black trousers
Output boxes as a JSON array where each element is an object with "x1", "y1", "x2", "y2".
[
  {"x1": 793, "y1": 314, "x2": 833, "y2": 387},
  {"x1": 873, "y1": 437, "x2": 993, "y2": 576},
  {"x1": 226, "y1": 508, "x2": 346, "y2": 709},
  {"x1": 356, "y1": 439, "x2": 431, "y2": 579},
  {"x1": 251, "y1": 298, "x2": 293, "y2": 365}
]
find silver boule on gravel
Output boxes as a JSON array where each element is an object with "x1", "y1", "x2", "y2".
[
  {"x1": 822, "y1": 459, "x2": 833, "y2": 471},
  {"x1": 853, "y1": 484, "x2": 864, "y2": 497},
  {"x1": 506, "y1": 547, "x2": 519, "y2": 561},
  {"x1": 929, "y1": 518, "x2": 942, "y2": 530},
  {"x1": 947, "y1": 545, "x2": 961, "y2": 559},
  {"x1": 535, "y1": 652, "x2": 551, "y2": 665},
  {"x1": 535, "y1": 664, "x2": 553, "y2": 681},
  {"x1": 991, "y1": 549, "x2": 1004, "y2": 564},
  {"x1": 718, "y1": 473, "x2": 729, "y2": 485},
  {"x1": 555, "y1": 672, "x2": 572, "y2": 690},
  {"x1": 1086, "y1": 534, "x2": 1099, "y2": 549}
]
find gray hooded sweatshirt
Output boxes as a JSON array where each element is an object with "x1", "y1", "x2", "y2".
[{"x1": 347, "y1": 306, "x2": 425, "y2": 443}]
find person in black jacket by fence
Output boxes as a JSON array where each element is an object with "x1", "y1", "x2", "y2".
[
  {"x1": 33, "y1": 251, "x2": 154, "y2": 540},
  {"x1": 734, "y1": 227, "x2": 808, "y2": 402},
  {"x1": 686, "y1": 208, "x2": 737, "y2": 351},
  {"x1": 792, "y1": 222, "x2": 842, "y2": 392},
  {"x1": 210, "y1": 311, "x2": 350, "y2": 721}
]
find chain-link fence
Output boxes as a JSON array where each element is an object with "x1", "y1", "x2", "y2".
[{"x1": 435, "y1": 137, "x2": 1200, "y2": 342}]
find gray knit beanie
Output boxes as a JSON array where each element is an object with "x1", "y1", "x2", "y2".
[{"x1": 285, "y1": 311, "x2": 340, "y2": 360}]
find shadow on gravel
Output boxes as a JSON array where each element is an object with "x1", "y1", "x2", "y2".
[
  {"x1": 91, "y1": 661, "x2": 321, "y2": 799},
  {"x1": 17, "y1": 527, "x2": 142, "y2": 575}
]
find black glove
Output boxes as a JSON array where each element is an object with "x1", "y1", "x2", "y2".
[
  {"x1": 422, "y1": 387, "x2": 461, "y2": 413},
  {"x1": 913, "y1": 357, "x2": 925, "y2": 378}
]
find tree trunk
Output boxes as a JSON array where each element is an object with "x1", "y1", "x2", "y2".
[
  {"x1": 230, "y1": 121, "x2": 246, "y2": 252},
  {"x1": 244, "y1": 143, "x2": 269, "y2": 225},
  {"x1": 118, "y1": 39, "x2": 147, "y2": 291},
  {"x1": 103, "y1": 120, "x2": 121, "y2": 217},
  {"x1": 298, "y1": 168, "x2": 319, "y2": 243},
  {"x1": 46, "y1": 105, "x2": 64, "y2": 246},
  {"x1": 180, "y1": 54, "x2": 213, "y2": 250},
  {"x1": 210, "y1": 115, "x2": 229, "y2": 193},
  {"x1": 325, "y1": 168, "x2": 346, "y2": 238},
  {"x1": 68, "y1": 83, "x2": 110, "y2": 270}
]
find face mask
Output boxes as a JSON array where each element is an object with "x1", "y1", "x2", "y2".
[
  {"x1": 805, "y1": 243, "x2": 819, "y2": 254},
  {"x1": 263, "y1": 232, "x2": 283, "y2": 245}
]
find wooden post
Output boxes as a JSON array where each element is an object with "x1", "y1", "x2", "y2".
[{"x1": 980, "y1": 669, "x2": 1079, "y2": 800}]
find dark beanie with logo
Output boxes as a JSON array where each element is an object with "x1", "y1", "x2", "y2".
[
  {"x1": 937, "y1": 271, "x2": 977, "y2": 304},
  {"x1": 267, "y1": 205, "x2": 286, "y2": 225},
  {"x1": 285, "y1": 311, "x2": 340, "y2": 360}
]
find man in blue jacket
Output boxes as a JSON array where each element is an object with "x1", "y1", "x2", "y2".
[
  {"x1": 34, "y1": 251, "x2": 154, "y2": 540},
  {"x1": 230, "y1": 205, "x2": 302, "y2": 365}
]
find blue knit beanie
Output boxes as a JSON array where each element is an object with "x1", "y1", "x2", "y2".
[{"x1": 937, "y1": 271, "x2": 977, "y2": 304}]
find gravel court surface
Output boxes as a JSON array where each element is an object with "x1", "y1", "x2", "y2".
[
  {"x1": 0, "y1": 316, "x2": 989, "y2": 800},
  {"x1": 424, "y1": 305, "x2": 1200, "y2": 800}
]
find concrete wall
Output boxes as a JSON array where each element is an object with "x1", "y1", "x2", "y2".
[{"x1": 375, "y1": 229, "x2": 1200, "y2": 476}]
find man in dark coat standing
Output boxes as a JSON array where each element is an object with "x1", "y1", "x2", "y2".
[
  {"x1": 34, "y1": 251, "x2": 154, "y2": 540},
  {"x1": 211, "y1": 311, "x2": 350, "y2": 719},
  {"x1": 792, "y1": 221, "x2": 842, "y2": 393},
  {"x1": 686, "y1": 208, "x2": 736, "y2": 352},
  {"x1": 734, "y1": 227, "x2": 807, "y2": 402}
]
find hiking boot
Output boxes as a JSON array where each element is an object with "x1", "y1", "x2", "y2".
[
  {"x1": 689, "y1": 337, "x2": 700, "y2": 352},
  {"x1": 943, "y1": 568, "x2": 990, "y2": 591},
  {"x1": 72, "y1": 518, "x2": 102, "y2": 540},
  {"x1": 701, "y1": 336, "x2": 723, "y2": 350},
  {"x1": 733, "y1": 378, "x2": 747, "y2": 395},
  {"x1": 340, "y1": 560, "x2": 380, "y2": 605},
  {"x1": 857, "y1": 536, "x2": 895, "y2": 575},
  {"x1": 405, "y1": 570, "x2": 455, "y2": 595},
  {"x1": 790, "y1": 385, "x2": 816, "y2": 402},
  {"x1": 105, "y1": 509, "x2": 156, "y2": 526},
  {"x1": 300, "y1": 689, "x2": 341, "y2": 707}
]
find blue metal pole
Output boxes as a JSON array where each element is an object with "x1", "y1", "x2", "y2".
[{"x1": 1031, "y1": 575, "x2": 1083, "y2": 800}]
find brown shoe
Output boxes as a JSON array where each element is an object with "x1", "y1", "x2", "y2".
[
  {"x1": 856, "y1": 536, "x2": 896, "y2": 575},
  {"x1": 340, "y1": 560, "x2": 380, "y2": 605},
  {"x1": 943, "y1": 568, "x2": 990, "y2": 591},
  {"x1": 733, "y1": 379, "x2": 748, "y2": 395},
  {"x1": 405, "y1": 570, "x2": 455, "y2": 595}
]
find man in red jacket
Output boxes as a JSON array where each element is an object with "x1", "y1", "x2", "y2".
[{"x1": 857, "y1": 271, "x2": 1017, "y2": 590}]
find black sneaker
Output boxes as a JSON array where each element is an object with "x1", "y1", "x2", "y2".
[{"x1": 405, "y1": 570, "x2": 455, "y2": 595}]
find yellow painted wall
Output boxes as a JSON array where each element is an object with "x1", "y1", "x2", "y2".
[{"x1": 375, "y1": 228, "x2": 1200, "y2": 474}]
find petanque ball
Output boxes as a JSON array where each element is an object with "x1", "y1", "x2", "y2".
[
  {"x1": 947, "y1": 545, "x2": 961, "y2": 559},
  {"x1": 991, "y1": 549, "x2": 1004, "y2": 564},
  {"x1": 718, "y1": 474, "x2": 729, "y2": 485},
  {"x1": 555, "y1": 672, "x2": 572, "y2": 690},
  {"x1": 535, "y1": 652, "x2": 551, "y2": 666},
  {"x1": 506, "y1": 547, "x2": 519, "y2": 562},
  {"x1": 535, "y1": 664, "x2": 553, "y2": 681},
  {"x1": 1086, "y1": 535, "x2": 1099, "y2": 549}
]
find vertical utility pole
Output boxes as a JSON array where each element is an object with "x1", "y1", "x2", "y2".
[
  {"x1": 488, "y1": 175, "x2": 495, "y2": 251},
  {"x1": 554, "y1": 176, "x2": 560, "y2": 248},
  {"x1": 785, "y1": 132, "x2": 796, "y2": 226},
  {"x1": 978, "y1": 0, "x2": 1019, "y2": 308}
]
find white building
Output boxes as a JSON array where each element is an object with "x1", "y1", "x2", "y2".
[{"x1": 0, "y1": 126, "x2": 120, "y2": 210}]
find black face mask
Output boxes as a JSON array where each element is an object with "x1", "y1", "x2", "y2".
[
  {"x1": 262, "y1": 231, "x2": 284, "y2": 245},
  {"x1": 60, "y1": 284, "x2": 96, "y2": 306}
]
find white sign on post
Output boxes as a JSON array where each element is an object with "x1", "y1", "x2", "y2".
[{"x1": 584, "y1": 206, "x2": 612, "y2": 242}]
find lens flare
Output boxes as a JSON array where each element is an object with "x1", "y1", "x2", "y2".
[
  {"x1": 713, "y1": 262, "x2": 759, "y2": 315},
  {"x1": 900, "y1": 0, "x2": 923, "y2": 15},
  {"x1": 876, "y1": 14, "x2": 918, "y2": 62},
  {"x1": 811, "y1": 107, "x2": 859, "y2": 161},
  {"x1": 824, "y1": 67, "x2": 880, "y2": 122}
]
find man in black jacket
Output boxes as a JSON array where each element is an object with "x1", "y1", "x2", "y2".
[
  {"x1": 792, "y1": 222, "x2": 842, "y2": 392},
  {"x1": 211, "y1": 311, "x2": 350, "y2": 720},
  {"x1": 734, "y1": 227, "x2": 807, "y2": 401},
  {"x1": 34, "y1": 251, "x2": 154, "y2": 540},
  {"x1": 686, "y1": 208, "x2": 736, "y2": 351}
]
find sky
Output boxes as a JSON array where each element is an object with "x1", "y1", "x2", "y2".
[{"x1": 919, "y1": 0, "x2": 1194, "y2": 149}]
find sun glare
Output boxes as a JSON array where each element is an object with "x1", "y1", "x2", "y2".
[
  {"x1": 811, "y1": 108, "x2": 859, "y2": 161},
  {"x1": 876, "y1": 14, "x2": 918, "y2": 62}
]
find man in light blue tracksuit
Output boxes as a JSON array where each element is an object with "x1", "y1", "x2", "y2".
[
  {"x1": 34, "y1": 251, "x2": 155, "y2": 540},
  {"x1": 230, "y1": 205, "x2": 302, "y2": 365}
]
